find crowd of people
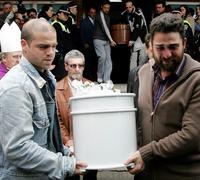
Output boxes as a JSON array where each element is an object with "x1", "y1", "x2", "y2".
[
  {"x1": 0, "y1": 0, "x2": 200, "y2": 180},
  {"x1": 0, "y1": 1, "x2": 199, "y2": 81}
]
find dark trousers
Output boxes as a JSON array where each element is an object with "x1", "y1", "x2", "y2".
[{"x1": 82, "y1": 47, "x2": 98, "y2": 82}]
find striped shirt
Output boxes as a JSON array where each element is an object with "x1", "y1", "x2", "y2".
[{"x1": 152, "y1": 57, "x2": 186, "y2": 109}]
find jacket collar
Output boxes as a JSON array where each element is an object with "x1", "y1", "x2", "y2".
[
  {"x1": 181, "y1": 54, "x2": 200, "y2": 75},
  {"x1": 56, "y1": 76, "x2": 90, "y2": 90},
  {"x1": 56, "y1": 76, "x2": 69, "y2": 90},
  {"x1": 148, "y1": 54, "x2": 200, "y2": 81},
  {"x1": 0, "y1": 62, "x2": 8, "y2": 73},
  {"x1": 152, "y1": 56, "x2": 186, "y2": 80},
  {"x1": 20, "y1": 56, "x2": 55, "y2": 89}
]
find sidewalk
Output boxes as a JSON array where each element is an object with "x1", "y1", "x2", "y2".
[
  {"x1": 97, "y1": 169, "x2": 134, "y2": 180},
  {"x1": 80, "y1": 168, "x2": 134, "y2": 180}
]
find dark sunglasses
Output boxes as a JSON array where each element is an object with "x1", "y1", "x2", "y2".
[{"x1": 68, "y1": 64, "x2": 85, "y2": 68}]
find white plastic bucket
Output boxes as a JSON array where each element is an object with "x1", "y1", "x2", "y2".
[{"x1": 71, "y1": 107, "x2": 137, "y2": 170}]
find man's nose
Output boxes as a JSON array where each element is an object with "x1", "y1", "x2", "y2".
[
  {"x1": 47, "y1": 47, "x2": 55, "y2": 55},
  {"x1": 15, "y1": 55, "x2": 21, "y2": 63},
  {"x1": 162, "y1": 48, "x2": 172, "y2": 59}
]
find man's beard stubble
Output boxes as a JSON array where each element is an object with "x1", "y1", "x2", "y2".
[{"x1": 154, "y1": 53, "x2": 184, "y2": 72}]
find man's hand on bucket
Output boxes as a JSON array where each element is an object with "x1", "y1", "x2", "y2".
[
  {"x1": 124, "y1": 150, "x2": 145, "y2": 174},
  {"x1": 74, "y1": 161, "x2": 88, "y2": 175}
]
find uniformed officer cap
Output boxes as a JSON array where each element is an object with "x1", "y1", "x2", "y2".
[
  {"x1": 58, "y1": 5, "x2": 70, "y2": 14},
  {"x1": 67, "y1": 1, "x2": 78, "y2": 8}
]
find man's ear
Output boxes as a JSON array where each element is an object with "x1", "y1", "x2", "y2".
[
  {"x1": 183, "y1": 37, "x2": 187, "y2": 49},
  {"x1": 64, "y1": 63, "x2": 68, "y2": 71},
  {"x1": 1, "y1": 54, "x2": 7, "y2": 64},
  {"x1": 21, "y1": 39, "x2": 28, "y2": 49}
]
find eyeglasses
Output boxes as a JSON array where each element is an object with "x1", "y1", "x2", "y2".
[{"x1": 68, "y1": 64, "x2": 85, "y2": 68}]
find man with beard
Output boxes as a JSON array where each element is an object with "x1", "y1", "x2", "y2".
[
  {"x1": 56, "y1": 50, "x2": 97, "y2": 180},
  {"x1": 124, "y1": 13, "x2": 200, "y2": 180}
]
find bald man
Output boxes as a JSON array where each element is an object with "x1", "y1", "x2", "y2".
[{"x1": 0, "y1": 19, "x2": 87, "y2": 180}]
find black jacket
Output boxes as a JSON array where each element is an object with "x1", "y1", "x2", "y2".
[
  {"x1": 80, "y1": 16, "x2": 95, "y2": 47},
  {"x1": 52, "y1": 19, "x2": 75, "y2": 56},
  {"x1": 121, "y1": 8, "x2": 148, "y2": 43}
]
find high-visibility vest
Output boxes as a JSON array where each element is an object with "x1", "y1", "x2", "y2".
[
  {"x1": 183, "y1": 20, "x2": 191, "y2": 28},
  {"x1": 69, "y1": 15, "x2": 76, "y2": 25},
  {"x1": 52, "y1": 20, "x2": 70, "y2": 33}
]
